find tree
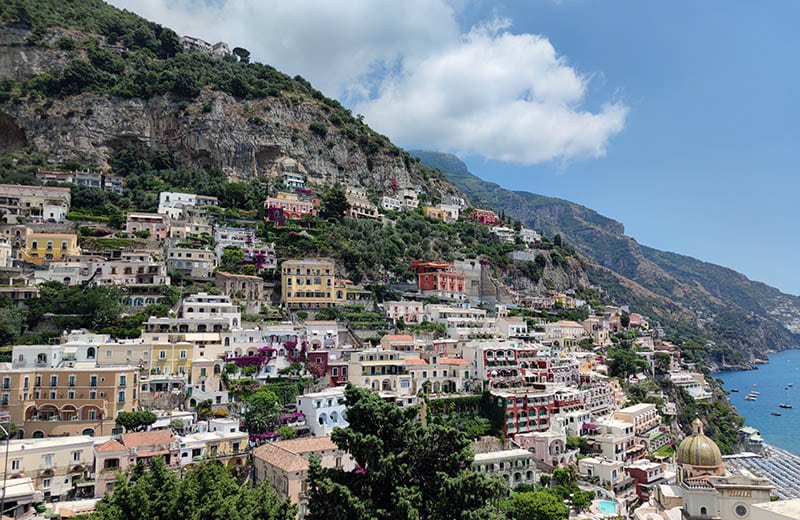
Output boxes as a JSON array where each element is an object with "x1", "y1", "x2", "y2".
[
  {"x1": 503, "y1": 490, "x2": 568, "y2": 520},
  {"x1": 607, "y1": 347, "x2": 648, "y2": 379},
  {"x1": 115, "y1": 410, "x2": 157, "y2": 432},
  {"x1": 277, "y1": 425, "x2": 297, "y2": 440},
  {"x1": 232, "y1": 47, "x2": 251, "y2": 63},
  {"x1": 93, "y1": 458, "x2": 295, "y2": 520},
  {"x1": 620, "y1": 311, "x2": 630, "y2": 329},
  {"x1": 320, "y1": 187, "x2": 350, "y2": 220},
  {"x1": 0, "y1": 305, "x2": 26, "y2": 346},
  {"x1": 306, "y1": 385, "x2": 506, "y2": 520},
  {"x1": 244, "y1": 387, "x2": 281, "y2": 434},
  {"x1": 168, "y1": 418, "x2": 186, "y2": 434}
]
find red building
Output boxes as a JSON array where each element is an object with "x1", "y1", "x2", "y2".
[
  {"x1": 470, "y1": 209, "x2": 500, "y2": 225},
  {"x1": 411, "y1": 260, "x2": 465, "y2": 296},
  {"x1": 306, "y1": 350, "x2": 348, "y2": 386},
  {"x1": 625, "y1": 460, "x2": 667, "y2": 503}
]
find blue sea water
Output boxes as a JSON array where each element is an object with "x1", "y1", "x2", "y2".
[{"x1": 712, "y1": 349, "x2": 800, "y2": 455}]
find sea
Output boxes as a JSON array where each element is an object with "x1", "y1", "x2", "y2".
[{"x1": 712, "y1": 348, "x2": 800, "y2": 456}]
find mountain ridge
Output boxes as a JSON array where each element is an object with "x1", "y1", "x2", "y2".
[{"x1": 412, "y1": 150, "x2": 800, "y2": 364}]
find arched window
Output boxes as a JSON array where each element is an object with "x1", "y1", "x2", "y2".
[
  {"x1": 87, "y1": 347, "x2": 95, "y2": 359},
  {"x1": 700, "y1": 507, "x2": 707, "y2": 516}
]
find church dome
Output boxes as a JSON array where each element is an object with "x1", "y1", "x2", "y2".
[{"x1": 676, "y1": 419, "x2": 722, "y2": 467}]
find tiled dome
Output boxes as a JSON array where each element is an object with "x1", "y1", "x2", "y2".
[{"x1": 676, "y1": 418, "x2": 722, "y2": 468}]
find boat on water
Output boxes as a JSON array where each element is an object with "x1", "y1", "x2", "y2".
[
  {"x1": 779, "y1": 387, "x2": 792, "y2": 409},
  {"x1": 745, "y1": 393, "x2": 758, "y2": 401},
  {"x1": 772, "y1": 411, "x2": 782, "y2": 416},
  {"x1": 731, "y1": 389, "x2": 740, "y2": 393}
]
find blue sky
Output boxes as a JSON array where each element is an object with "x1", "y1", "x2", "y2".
[{"x1": 111, "y1": 1, "x2": 800, "y2": 295}]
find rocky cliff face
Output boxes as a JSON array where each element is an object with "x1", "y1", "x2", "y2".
[{"x1": 0, "y1": 25, "x2": 457, "y2": 199}]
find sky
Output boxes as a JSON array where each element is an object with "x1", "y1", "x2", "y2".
[{"x1": 109, "y1": 0, "x2": 800, "y2": 295}]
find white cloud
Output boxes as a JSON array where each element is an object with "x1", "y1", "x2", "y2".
[
  {"x1": 357, "y1": 19, "x2": 628, "y2": 164},
  {"x1": 109, "y1": 0, "x2": 459, "y2": 101},
  {"x1": 108, "y1": 1, "x2": 626, "y2": 165}
]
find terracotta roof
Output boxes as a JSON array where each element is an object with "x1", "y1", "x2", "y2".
[
  {"x1": 550, "y1": 320, "x2": 585, "y2": 328},
  {"x1": 95, "y1": 439, "x2": 126, "y2": 453},
  {"x1": 216, "y1": 271, "x2": 262, "y2": 281},
  {"x1": 121, "y1": 430, "x2": 175, "y2": 448},
  {"x1": 439, "y1": 357, "x2": 470, "y2": 366},
  {"x1": 273, "y1": 436, "x2": 339, "y2": 454},
  {"x1": 382, "y1": 334, "x2": 413, "y2": 342},
  {"x1": 253, "y1": 443, "x2": 309, "y2": 473},
  {"x1": 405, "y1": 358, "x2": 428, "y2": 366}
]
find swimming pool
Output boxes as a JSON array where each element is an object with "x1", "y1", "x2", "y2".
[{"x1": 597, "y1": 500, "x2": 617, "y2": 516}]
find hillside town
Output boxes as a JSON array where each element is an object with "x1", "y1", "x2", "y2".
[{"x1": 0, "y1": 177, "x2": 797, "y2": 520}]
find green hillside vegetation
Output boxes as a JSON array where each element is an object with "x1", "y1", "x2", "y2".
[
  {"x1": 259, "y1": 206, "x2": 577, "y2": 285},
  {"x1": 0, "y1": 0, "x2": 437, "y2": 173}
]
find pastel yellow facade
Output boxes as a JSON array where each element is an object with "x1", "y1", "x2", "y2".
[
  {"x1": 281, "y1": 258, "x2": 346, "y2": 309},
  {"x1": 20, "y1": 233, "x2": 80, "y2": 265},
  {"x1": 150, "y1": 341, "x2": 195, "y2": 378}
]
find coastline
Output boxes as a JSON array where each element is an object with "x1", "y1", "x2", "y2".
[{"x1": 713, "y1": 349, "x2": 800, "y2": 458}]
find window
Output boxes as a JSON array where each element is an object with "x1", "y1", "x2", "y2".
[
  {"x1": 117, "y1": 390, "x2": 125, "y2": 403},
  {"x1": 31, "y1": 241, "x2": 37, "y2": 250},
  {"x1": 106, "y1": 349, "x2": 112, "y2": 358},
  {"x1": 72, "y1": 450, "x2": 82, "y2": 462},
  {"x1": 179, "y1": 350, "x2": 187, "y2": 359},
  {"x1": 46, "y1": 241, "x2": 53, "y2": 250},
  {"x1": 42, "y1": 478, "x2": 51, "y2": 489},
  {"x1": 23, "y1": 377, "x2": 29, "y2": 389},
  {"x1": 89, "y1": 375, "x2": 97, "y2": 387},
  {"x1": 1, "y1": 377, "x2": 8, "y2": 389},
  {"x1": 49, "y1": 390, "x2": 56, "y2": 399},
  {"x1": 1, "y1": 393, "x2": 8, "y2": 406},
  {"x1": 88, "y1": 410, "x2": 96, "y2": 420},
  {"x1": 50, "y1": 375, "x2": 57, "y2": 386},
  {"x1": 42, "y1": 454, "x2": 54, "y2": 468},
  {"x1": 119, "y1": 375, "x2": 127, "y2": 386},
  {"x1": 89, "y1": 391, "x2": 96, "y2": 400},
  {"x1": 159, "y1": 350, "x2": 167, "y2": 360},
  {"x1": 200, "y1": 368, "x2": 206, "y2": 377},
  {"x1": 68, "y1": 375, "x2": 76, "y2": 387},
  {"x1": 67, "y1": 390, "x2": 75, "y2": 400},
  {"x1": 11, "y1": 459, "x2": 20, "y2": 470}
]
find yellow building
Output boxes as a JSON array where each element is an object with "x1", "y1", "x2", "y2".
[
  {"x1": 281, "y1": 258, "x2": 346, "y2": 309},
  {"x1": 0, "y1": 366, "x2": 140, "y2": 438},
  {"x1": 423, "y1": 205, "x2": 448, "y2": 222},
  {"x1": 149, "y1": 341, "x2": 195, "y2": 379},
  {"x1": 20, "y1": 232, "x2": 80, "y2": 265}
]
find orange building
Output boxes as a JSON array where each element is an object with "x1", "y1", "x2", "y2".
[{"x1": 411, "y1": 260, "x2": 465, "y2": 298}]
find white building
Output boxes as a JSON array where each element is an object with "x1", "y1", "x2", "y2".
[
  {"x1": 157, "y1": 191, "x2": 218, "y2": 220},
  {"x1": 578, "y1": 456, "x2": 626, "y2": 488},
  {"x1": 296, "y1": 387, "x2": 348, "y2": 437},
  {"x1": 381, "y1": 196, "x2": 403, "y2": 212},
  {"x1": 472, "y1": 448, "x2": 538, "y2": 489},
  {"x1": 385, "y1": 301, "x2": 424, "y2": 324}
]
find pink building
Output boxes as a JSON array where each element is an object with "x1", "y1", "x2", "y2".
[
  {"x1": 94, "y1": 430, "x2": 179, "y2": 496},
  {"x1": 125, "y1": 212, "x2": 169, "y2": 241}
]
